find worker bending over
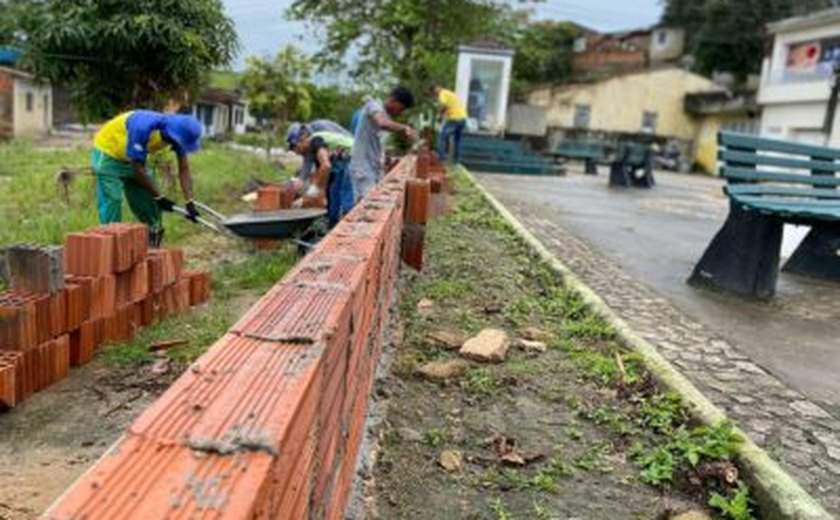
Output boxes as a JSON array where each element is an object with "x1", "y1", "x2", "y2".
[
  {"x1": 294, "y1": 130, "x2": 355, "y2": 228},
  {"x1": 350, "y1": 87, "x2": 416, "y2": 202},
  {"x1": 93, "y1": 110, "x2": 203, "y2": 246}
]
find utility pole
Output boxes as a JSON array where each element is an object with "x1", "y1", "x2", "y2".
[{"x1": 822, "y1": 61, "x2": 840, "y2": 144}]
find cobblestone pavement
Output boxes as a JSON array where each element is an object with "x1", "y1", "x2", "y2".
[{"x1": 477, "y1": 173, "x2": 840, "y2": 514}]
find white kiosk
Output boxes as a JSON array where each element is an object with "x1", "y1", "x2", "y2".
[{"x1": 455, "y1": 45, "x2": 514, "y2": 135}]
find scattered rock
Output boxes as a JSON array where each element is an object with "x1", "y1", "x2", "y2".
[
  {"x1": 148, "y1": 358, "x2": 171, "y2": 376},
  {"x1": 438, "y1": 450, "x2": 463, "y2": 472},
  {"x1": 415, "y1": 359, "x2": 471, "y2": 381},
  {"x1": 501, "y1": 452, "x2": 526, "y2": 467},
  {"x1": 670, "y1": 511, "x2": 712, "y2": 520},
  {"x1": 459, "y1": 329, "x2": 510, "y2": 363},
  {"x1": 516, "y1": 339, "x2": 547, "y2": 354},
  {"x1": 426, "y1": 329, "x2": 468, "y2": 350},
  {"x1": 417, "y1": 298, "x2": 435, "y2": 317},
  {"x1": 521, "y1": 327, "x2": 551, "y2": 342},
  {"x1": 397, "y1": 427, "x2": 423, "y2": 443}
]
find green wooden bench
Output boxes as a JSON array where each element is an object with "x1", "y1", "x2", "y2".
[
  {"x1": 552, "y1": 140, "x2": 609, "y2": 175},
  {"x1": 609, "y1": 142, "x2": 654, "y2": 188},
  {"x1": 688, "y1": 131, "x2": 840, "y2": 299}
]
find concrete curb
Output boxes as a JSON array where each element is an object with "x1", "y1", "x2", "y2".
[{"x1": 464, "y1": 169, "x2": 833, "y2": 520}]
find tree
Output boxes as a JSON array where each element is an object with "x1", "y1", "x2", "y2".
[
  {"x1": 661, "y1": 0, "x2": 832, "y2": 80},
  {"x1": 287, "y1": 0, "x2": 528, "y2": 91},
  {"x1": 307, "y1": 84, "x2": 365, "y2": 129},
  {"x1": 21, "y1": 0, "x2": 238, "y2": 121},
  {"x1": 512, "y1": 21, "x2": 579, "y2": 91},
  {"x1": 241, "y1": 46, "x2": 313, "y2": 155}
]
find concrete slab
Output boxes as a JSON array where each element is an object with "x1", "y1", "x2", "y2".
[{"x1": 476, "y1": 170, "x2": 840, "y2": 410}]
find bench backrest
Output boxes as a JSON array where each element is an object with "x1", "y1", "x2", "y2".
[
  {"x1": 557, "y1": 140, "x2": 606, "y2": 156},
  {"x1": 718, "y1": 131, "x2": 840, "y2": 188},
  {"x1": 618, "y1": 142, "x2": 651, "y2": 166}
]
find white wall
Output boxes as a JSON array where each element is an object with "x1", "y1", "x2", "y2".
[
  {"x1": 759, "y1": 18, "x2": 840, "y2": 145},
  {"x1": 13, "y1": 77, "x2": 52, "y2": 137}
]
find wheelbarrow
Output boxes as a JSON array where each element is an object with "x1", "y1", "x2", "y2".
[{"x1": 172, "y1": 201, "x2": 326, "y2": 252}]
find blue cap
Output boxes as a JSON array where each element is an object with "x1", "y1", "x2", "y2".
[
  {"x1": 286, "y1": 122, "x2": 312, "y2": 149},
  {"x1": 163, "y1": 114, "x2": 203, "y2": 155}
]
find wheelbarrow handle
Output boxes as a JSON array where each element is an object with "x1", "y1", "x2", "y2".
[
  {"x1": 191, "y1": 200, "x2": 227, "y2": 222},
  {"x1": 171, "y1": 206, "x2": 226, "y2": 235}
]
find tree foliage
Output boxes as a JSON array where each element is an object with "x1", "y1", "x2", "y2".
[
  {"x1": 241, "y1": 45, "x2": 313, "y2": 141},
  {"x1": 512, "y1": 20, "x2": 579, "y2": 91},
  {"x1": 662, "y1": 0, "x2": 832, "y2": 79},
  {"x1": 307, "y1": 84, "x2": 365, "y2": 129},
  {"x1": 20, "y1": 0, "x2": 237, "y2": 121},
  {"x1": 288, "y1": 0, "x2": 527, "y2": 90}
]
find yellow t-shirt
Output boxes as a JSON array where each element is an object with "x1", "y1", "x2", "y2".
[
  {"x1": 438, "y1": 89, "x2": 467, "y2": 121},
  {"x1": 93, "y1": 111, "x2": 169, "y2": 162}
]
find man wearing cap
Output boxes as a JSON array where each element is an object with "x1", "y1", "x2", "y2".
[
  {"x1": 92, "y1": 110, "x2": 203, "y2": 246},
  {"x1": 286, "y1": 119, "x2": 351, "y2": 184}
]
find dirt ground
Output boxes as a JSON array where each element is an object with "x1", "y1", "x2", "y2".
[
  {"x1": 367, "y1": 180, "x2": 748, "y2": 519},
  {"x1": 0, "y1": 359, "x2": 174, "y2": 519}
]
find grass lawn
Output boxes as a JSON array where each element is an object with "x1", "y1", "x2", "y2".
[{"x1": 0, "y1": 138, "x2": 297, "y2": 365}]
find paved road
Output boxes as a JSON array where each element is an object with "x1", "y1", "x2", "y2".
[{"x1": 477, "y1": 169, "x2": 840, "y2": 512}]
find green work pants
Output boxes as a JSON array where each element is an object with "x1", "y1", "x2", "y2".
[{"x1": 92, "y1": 148, "x2": 162, "y2": 230}]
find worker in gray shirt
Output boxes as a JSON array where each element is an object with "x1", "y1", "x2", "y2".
[{"x1": 349, "y1": 87, "x2": 416, "y2": 202}]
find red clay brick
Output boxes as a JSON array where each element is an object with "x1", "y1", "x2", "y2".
[
  {"x1": 70, "y1": 321, "x2": 97, "y2": 367},
  {"x1": 65, "y1": 233, "x2": 115, "y2": 277},
  {"x1": 0, "y1": 351, "x2": 21, "y2": 409}
]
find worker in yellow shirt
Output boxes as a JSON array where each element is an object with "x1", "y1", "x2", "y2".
[
  {"x1": 92, "y1": 110, "x2": 203, "y2": 246},
  {"x1": 432, "y1": 85, "x2": 468, "y2": 164}
]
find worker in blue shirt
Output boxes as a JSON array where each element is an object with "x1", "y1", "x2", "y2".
[{"x1": 93, "y1": 110, "x2": 203, "y2": 246}]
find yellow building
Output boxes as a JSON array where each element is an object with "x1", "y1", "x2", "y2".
[
  {"x1": 526, "y1": 67, "x2": 755, "y2": 173},
  {"x1": 685, "y1": 91, "x2": 760, "y2": 174}
]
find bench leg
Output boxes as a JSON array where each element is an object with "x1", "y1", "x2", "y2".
[
  {"x1": 609, "y1": 162, "x2": 630, "y2": 187},
  {"x1": 782, "y1": 225, "x2": 840, "y2": 280},
  {"x1": 688, "y1": 205, "x2": 783, "y2": 300},
  {"x1": 585, "y1": 159, "x2": 598, "y2": 175}
]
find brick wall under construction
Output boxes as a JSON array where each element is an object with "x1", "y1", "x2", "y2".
[{"x1": 41, "y1": 152, "x2": 447, "y2": 519}]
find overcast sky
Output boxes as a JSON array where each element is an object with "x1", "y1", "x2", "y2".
[{"x1": 223, "y1": 0, "x2": 664, "y2": 69}]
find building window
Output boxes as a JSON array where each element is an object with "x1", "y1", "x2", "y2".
[
  {"x1": 657, "y1": 30, "x2": 668, "y2": 45},
  {"x1": 641, "y1": 111, "x2": 658, "y2": 133},
  {"x1": 26, "y1": 92, "x2": 33, "y2": 112},
  {"x1": 573, "y1": 104, "x2": 591, "y2": 129},
  {"x1": 573, "y1": 36, "x2": 588, "y2": 54}
]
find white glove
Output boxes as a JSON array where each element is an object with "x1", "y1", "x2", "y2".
[{"x1": 304, "y1": 184, "x2": 321, "y2": 198}]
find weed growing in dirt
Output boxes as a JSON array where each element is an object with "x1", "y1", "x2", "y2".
[
  {"x1": 423, "y1": 429, "x2": 448, "y2": 448},
  {"x1": 488, "y1": 498, "x2": 515, "y2": 520},
  {"x1": 534, "y1": 454, "x2": 573, "y2": 490},
  {"x1": 633, "y1": 422, "x2": 741, "y2": 486},
  {"x1": 460, "y1": 368, "x2": 501, "y2": 397},
  {"x1": 709, "y1": 481, "x2": 756, "y2": 520},
  {"x1": 573, "y1": 442, "x2": 612, "y2": 473}
]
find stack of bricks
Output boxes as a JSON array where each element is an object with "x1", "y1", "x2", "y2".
[
  {"x1": 43, "y1": 154, "x2": 425, "y2": 519},
  {"x1": 0, "y1": 223, "x2": 212, "y2": 411},
  {"x1": 253, "y1": 184, "x2": 295, "y2": 250}
]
